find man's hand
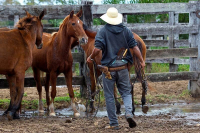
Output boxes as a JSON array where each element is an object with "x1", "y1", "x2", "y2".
[
  {"x1": 87, "y1": 48, "x2": 102, "y2": 64},
  {"x1": 140, "y1": 61, "x2": 145, "y2": 70},
  {"x1": 131, "y1": 46, "x2": 146, "y2": 69},
  {"x1": 87, "y1": 56, "x2": 93, "y2": 64}
]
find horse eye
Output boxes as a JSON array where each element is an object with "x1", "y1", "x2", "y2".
[{"x1": 72, "y1": 23, "x2": 75, "y2": 26}]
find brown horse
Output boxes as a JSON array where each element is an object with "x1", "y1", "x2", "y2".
[
  {"x1": 81, "y1": 25, "x2": 147, "y2": 114},
  {"x1": 0, "y1": 10, "x2": 45, "y2": 120},
  {"x1": 32, "y1": 10, "x2": 88, "y2": 117}
]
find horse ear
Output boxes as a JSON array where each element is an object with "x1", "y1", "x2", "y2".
[
  {"x1": 39, "y1": 9, "x2": 45, "y2": 20},
  {"x1": 76, "y1": 9, "x2": 82, "y2": 18},
  {"x1": 25, "y1": 10, "x2": 31, "y2": 17},
  {"x1": 70, "y1": 11, "x2": 74, "y2": 19},
  {"x1": 26, "y1": 18, "x2": 32, "y2": 23},
  {"x1": 16, "y1": 22, "x2": 25, "y2": 30}
]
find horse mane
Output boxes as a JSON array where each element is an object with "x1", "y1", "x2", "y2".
[
  {"x1": 59, "y1": 15, "x2": 70, "y2": 30},
  {"x1": 15, "y1": 15, "x2": 37, "y2": 30},
  {"x1": 48, "y1": 32, "x2": 58, "y2": 45},
  {"x1": 51, "y1": 32, "x2": 57, "y2": 37}
]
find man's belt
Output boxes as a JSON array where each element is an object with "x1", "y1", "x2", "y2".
[
  {"x1": 108, "y1": 64, "x2": 127, "y2": 72},
  {"x1": 97, "y1": 64, "x2": 128, "y2": 79}
]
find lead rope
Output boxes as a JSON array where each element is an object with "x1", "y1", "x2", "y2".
[
  {"x1": 91, "y1": 59, "x2": 101, "y2": 119},
  {"x1": 85, "y1": 58, "x2": 103, "y2": 119}
]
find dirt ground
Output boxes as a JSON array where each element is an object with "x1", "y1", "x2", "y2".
[{"x1": 1, "y1": 80, "x2": 200, "y2": 132}]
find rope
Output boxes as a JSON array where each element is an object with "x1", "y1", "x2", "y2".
[{"x1": 85, "y1": 58, "x2": 103, "y2": 119}]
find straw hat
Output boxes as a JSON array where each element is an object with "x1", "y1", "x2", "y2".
[{"x1": 100, "y1": 7, "x2": 122, "y2": 25}]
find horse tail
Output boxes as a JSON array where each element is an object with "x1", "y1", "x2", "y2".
[{"x1": 132, "y1": 32, "x2": 146, "y2": 81}]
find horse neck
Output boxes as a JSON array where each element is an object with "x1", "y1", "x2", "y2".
[{"x1": 56, "y1": 25, "x2": 71, "y2": 57}]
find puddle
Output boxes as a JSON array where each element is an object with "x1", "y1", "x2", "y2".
[{"x1": 1, "y1": 102, "x2": 200, "y2": 125}]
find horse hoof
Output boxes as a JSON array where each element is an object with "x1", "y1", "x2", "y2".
[
  {"x1": 38, "y1": 109, "x2": 45, "y2": 113},
  {"x1": 13, "y1": 113, "x2": 20, "y2": 119},
  {"x1": 89, "y1": 108, "x2": 95, "y2": 113},
  {"x1": 74, "y1": 113, "x2": 80, "y2": 117},
  {"x1": 2, "y1": 112, "x2": 7, "y2": 116},
  {"x1": 142, "y1": 105, "x2": 149, "y2": 114},
  {"x1": 49, "y1": 112, "x2": 56, "y2": 116},
  {"x1": 116, "y1": 111, "x2": 121, "y2": 115},
  {"x1": 7, "y1": 111, "x2": 14, "y2": 121}
]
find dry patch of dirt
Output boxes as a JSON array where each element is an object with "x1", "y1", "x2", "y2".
[{"x1": 0, "y1": 114, "x2": 200, "y2": 133}]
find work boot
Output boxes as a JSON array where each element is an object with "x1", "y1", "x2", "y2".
[{"x1": 105, "y1": 125, "x2": 120, "y2": 130}]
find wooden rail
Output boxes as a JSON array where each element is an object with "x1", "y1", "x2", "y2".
[{"x1": 0, "y1": 72, "x2": 197, "y2": 89}]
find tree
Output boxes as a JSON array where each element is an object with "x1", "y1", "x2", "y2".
[{"x1": 1, "y1": 0, "x2": 21, "y2": 5}]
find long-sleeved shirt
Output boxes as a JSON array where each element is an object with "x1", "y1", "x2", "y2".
[{"x1": 95, "y1": 23, "x2": 138, "y2": 66}]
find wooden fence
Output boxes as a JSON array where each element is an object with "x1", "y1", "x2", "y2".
[{"x1": 0, "y1": 1, "x2": 200, "y2": 97}]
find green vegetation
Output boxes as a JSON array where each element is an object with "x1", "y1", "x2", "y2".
[
  {"x1": 179, "y1": 89, "x2": 190, "y2": 97},
  {"x1": 23, "y1": 93, "x2": 28, "y2": 97}
]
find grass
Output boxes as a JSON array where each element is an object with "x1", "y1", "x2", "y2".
[
  {"x1": 129, "y1": 63, "x2": 190, "y2": 74},
  {"x1": 0, "y1": 89, "x2": 192, "y2": 110},
  {"x1": 179, "y1": 89, "x2": 190, "y2": 97}
]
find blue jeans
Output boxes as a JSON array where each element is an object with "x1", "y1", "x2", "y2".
[{"x1": 102, "y1": 68, "x2": 133, "y2": 126}]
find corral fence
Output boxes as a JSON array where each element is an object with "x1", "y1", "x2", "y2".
[{"x1": 0, "y1": 0, "x2": 200, "y2": 97}]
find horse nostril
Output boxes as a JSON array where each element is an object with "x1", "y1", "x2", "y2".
[
  {"x1": 85, "y1": 39, "x2": 88, "y2": 44},
  {"x1": 37, "y1": 43, "x2": 43, "y2": 49},
  {"x1": 81, "y1": 38, "x2": 85, "y2": 42}
]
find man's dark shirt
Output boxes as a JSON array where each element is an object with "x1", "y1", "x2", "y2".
[{"x1": 95, "y1": 23, "x2": 138, "y2": 66}]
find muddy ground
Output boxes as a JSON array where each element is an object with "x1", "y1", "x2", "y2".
[{"x1": 1, "y1": 80, "x2": 200, "y2": 132}]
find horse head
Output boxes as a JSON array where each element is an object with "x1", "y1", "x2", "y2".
[
  {"x1": 16, "y1": 10, "x2": 45, "y2": 49},
  {"x1": 66, "y1": 10, "x2": 88, "y2": 45}
]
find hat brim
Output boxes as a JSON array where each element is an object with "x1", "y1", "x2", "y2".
[{"x1": 100, "y1": 13, "x2": 122, "y2": 25}]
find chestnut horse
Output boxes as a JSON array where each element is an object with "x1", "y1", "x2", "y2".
[
  {"x1": 81, "y1": 25, "x2": 147, "y2": 114},
  {"x1": 0, "y1": 10, "x2": 44, "y2": 120},
  {"x1": 32, "y1": 10, "x2": 88, "y2": 117}
]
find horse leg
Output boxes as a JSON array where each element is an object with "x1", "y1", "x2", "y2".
[
  {"x1": 13, "y1": 103, "x2": 21, "y2": 119},
  {"x1": 45, "y1": 73, "x2": 50, "y2": 112},
  {"x1": 131, "y1": 83, "x2": 135, "y2": 115},
  {"x1": 141, "y1": 80, "x2": 149, "y2": 114},
  {"x1": 33, "y1": 67, "x2": 44, "y2": 112},
  {"x1": 49, "y1": 71, "x2": 57, "y2": 116},
  {"x1": 89, "y1": 70, "x2": 96, "y2": 113},
  {"x1": 64, "y1": 69, "x2": 80, "y2": 117},
  {"x1": 7, "y1": 72, "x2": 25, "y2": 120},
  {"x1": 114, "y1": 86, "x2": 121, "y2": 115},
  {"x1": 3, "y1": 75, "x2": 16, "y2": 116}
]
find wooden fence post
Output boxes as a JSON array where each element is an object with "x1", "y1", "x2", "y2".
[
  {"x1": 79, "y1": 0, "x2": 94, "y2": 97},
  {"x1": 146, "y1": 35, "x2": 152, "y2": 73},
  {"x1": 188, "y1": 1, "x2": 200, "y2": 97},
  {"x1": 14, "y1": 15, "x2": 19, "y2": 27},
  {"x1": 169, "y1": 12, "x2": 178, "y2": 72}
]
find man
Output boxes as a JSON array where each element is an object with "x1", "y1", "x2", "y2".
[{"x1": 87, "y1": 7, "x2": 145, "y2": 129}]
